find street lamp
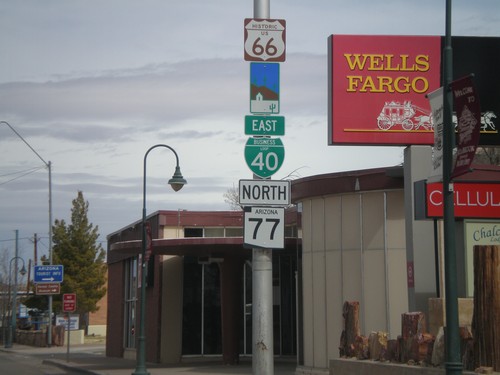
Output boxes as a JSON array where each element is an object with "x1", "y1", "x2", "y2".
[
  {"x1": 132, "y1": 144, "x2": 186, "y2": 375},
  {"x1": 442, "y1": 2, "x2": 462, "y2": 375},
  {"x1": 5, "y1": 256, "x2": 27, "y2": 348},
  {"x1": 1, "y1": 121, "x2": 54, "y2": 346}
]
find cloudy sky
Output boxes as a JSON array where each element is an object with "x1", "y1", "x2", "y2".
[{"x1": 1, "y1": 0, "x2": 499, "y2": 261}]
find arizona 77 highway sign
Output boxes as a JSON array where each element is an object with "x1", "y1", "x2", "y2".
[{"x1": 244, "y1": 206, "x2": 285, "y2": 249}]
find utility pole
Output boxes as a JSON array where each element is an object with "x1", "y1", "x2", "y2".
[
  {"x1": 33, "y1": 233, "x2": 38, "y2": 266},
  {"x1": 1, "y1": 121, "x2": 53, "y2": 346},
  {"x1": 10, "y1": 230, "x2": 19, "y2": 346}
]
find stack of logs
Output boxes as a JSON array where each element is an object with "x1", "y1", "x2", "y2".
[
  {"x1": 339, "y1": 245, "x2": 499, "y2": 371},
  {"x1": 339, "y1": 302, "x2": 433, "y2": 363}
]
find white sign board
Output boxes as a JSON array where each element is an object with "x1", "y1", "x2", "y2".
[
  {"x1": 244, "y1": 206, "x2": 284, "y2": 249},
  {"x1": 464, "y1": 220, "x2": 500, "y2": 297},
  {"x1": 239, "y1": 179, "x2": 290, "y2": 206},
  {"x1": 244, "y1": 18, "x2": 286, "y2": 62},
  {"x1": 56, "y1": 314, "x2": 80, "y2": 330},
  {"x1": 428, "y1": 87, "x2": 443, "y2": 182}
]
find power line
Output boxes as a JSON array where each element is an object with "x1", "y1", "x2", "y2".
[{"x1": 0, "y1": 165, "x2": 46, "y2": 186}]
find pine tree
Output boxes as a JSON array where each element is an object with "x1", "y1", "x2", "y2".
[{"x1": 52, "y1": 191, "x2": 107, "y2": 332}]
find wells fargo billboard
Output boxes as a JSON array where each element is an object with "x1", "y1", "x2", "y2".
[
  {"x1": 328, "y1": 35, "x2": 441, "y2": 145},
  {"x1": 328, "y1": 35, "x2": 500, "y2": 146}
]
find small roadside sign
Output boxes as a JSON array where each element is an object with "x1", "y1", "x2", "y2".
[
  {"x1": 244, "y1": 206, "x2": 285, "y2": 249},
  {"x1": 35, "y1": 283, "x2": 61, "y2": 295},
  {"x1": 244, "y1": 137, "x2": 285, "y2": 178},
  {"x1": 239, "y1": 179, "x2": 290, "y2": 206},
  {"x1": 245, "y1": 115, "x2": 285, "y2": 136},
  {"x1": 34, "y1": 265, "x2": 64, "y2": 283},
  {"x1": 250, "y1": 62, "x2": 279, "y2": 114},
  {"x1": 56, "y1": 314, "x2": 79, "y2": 331},
  {"x1": 63, "y1": 293, "x2": 77, "y2": 313},
  {"x1": 244, "y1": 18, "x2": 286, "y2": 62}
]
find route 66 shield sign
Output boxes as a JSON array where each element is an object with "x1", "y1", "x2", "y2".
[{"x1": 244, "y1": 18, "x2": 286, "y2": 62}]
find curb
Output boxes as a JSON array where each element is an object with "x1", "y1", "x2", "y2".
[{"x1": 42, "y1": 359, "x2": 103, "y2": 375}]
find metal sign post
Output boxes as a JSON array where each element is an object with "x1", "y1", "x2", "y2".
[
  {"x1": 62, "y1": 294, "x2": 76, "y2": 363},
  {"x1": 251, "y1": 3, "x2": 273, "y2": 374},
  {"x1": 245, "y1": 1, "x2": 287, "y2": 374},
  {"x1": 66, "y1": 312, "x2": 71, "y2": 362}
]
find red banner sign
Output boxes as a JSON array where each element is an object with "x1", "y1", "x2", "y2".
[
  {"x1": 451, "y1": 76, "x2": 481, "y2": 178},
  {"x1": 144, "y1": 221, "x2": 152, "y2": 262},
  {"x1": 426, "y1": 182, "x2": 500, "y2": 218},
  {"x1": 328, "y1": 35, "x2": 441, "y2": 145},
  {"x1": 63, "y1": 293, "x2": 77, "y2": 312}
]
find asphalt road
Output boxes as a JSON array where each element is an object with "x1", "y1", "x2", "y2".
[{"x1": 0, "y1": 349, "x2": 73, "y2": 375}]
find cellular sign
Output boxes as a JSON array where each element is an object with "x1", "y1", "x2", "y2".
[{"x1": 244, "y1": 18, "x2": 286, "y2": 62}]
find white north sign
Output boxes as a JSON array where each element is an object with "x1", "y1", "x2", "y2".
[{"x1": 239, "y1": 179, "x2": 290, "y2": 206}]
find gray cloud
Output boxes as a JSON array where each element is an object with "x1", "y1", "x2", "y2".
[{"x1": 1, "y1": 0, "x2": 498, "y2": 251}]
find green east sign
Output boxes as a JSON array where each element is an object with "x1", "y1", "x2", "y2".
[
  {"x1": 245, "y1": 115, "x2": 285, "y2": 136},
  {"x1": 244, "y1": 137, "x2": 285, "y2": 178}
]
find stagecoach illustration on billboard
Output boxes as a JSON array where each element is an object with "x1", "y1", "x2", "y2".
[
  {"x1": 377, "y1": 101, "x2": 433, "y2": 131},
  {"x1": 376, "y1": 100, "x2": 497, "y2": 133}
]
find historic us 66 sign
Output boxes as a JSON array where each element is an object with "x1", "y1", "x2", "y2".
[
  {"x1": 244, "y1": 18, "x2": 286, "y2": 62},
  {"x1": 244, "y1": 137, "x2": 284, "y2": 178},
  {"x1": 244, "y1": 206, "x2": 285, "y2": 249}
]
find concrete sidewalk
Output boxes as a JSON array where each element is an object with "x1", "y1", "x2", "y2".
[{"x1": 1, "y1": 343, "x2": 298, "y2": 375}]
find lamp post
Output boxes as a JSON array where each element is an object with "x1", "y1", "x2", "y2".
[
  {"x1": 1, "y1": 121, "x2": 54, "y2": 346},
  {"x1": 442, "y1": 2, "x2": 462, "y2": 375},
  {"x1": 132, "y1": 144, "x2": 186, "y2": 375},
  {"x1": 5, "y1": 255, "x2": 27, "y2": 348}
]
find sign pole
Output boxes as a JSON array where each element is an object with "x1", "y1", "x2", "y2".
[
  {"x1": 251, "y1": 2, "x2": 274, "y2": 374},
  {"x1": 252, "y1": 247, "x2": 273, "y2": 375},
  {"x1": 442, "y1": 1, "x2": 462, "y2": 374},
  {"x1": 66, "y1": 312, "x2": 70, "y2": 362},
  {"x1": 62, "y1": 293, "x2": 76, "y2": 363}
]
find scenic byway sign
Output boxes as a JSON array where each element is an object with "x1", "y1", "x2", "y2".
[
  {"x1": 239, "y1": 179, "x2": 290, "y2": 206},
  {"x1": 244, "y1": 206, "x2": 285, "y2": 249},
  {"x1": 34, "y1": 265, "x2": 64, "y2": 283}
]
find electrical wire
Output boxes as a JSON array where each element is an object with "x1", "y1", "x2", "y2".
[{"x1": 0, "y1": 165, "x2": 46, "y2": 186}]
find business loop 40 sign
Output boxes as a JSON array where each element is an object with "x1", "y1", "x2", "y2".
[{"x1": 244, "y1": 137, "x2": 284, "y2": 179}]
